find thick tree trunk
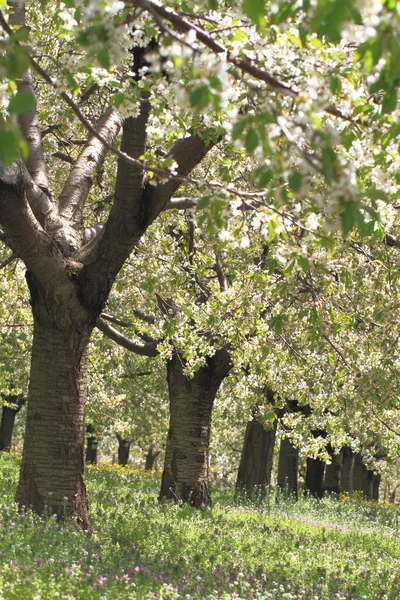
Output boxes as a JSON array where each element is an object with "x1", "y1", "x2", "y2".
[
  {"x1": 116, "y1": 433, "x2": 131, "y2": 466},
  {"x1": 159, "y1": 348, "x2": 230, "y2": 508},
  {"x1": 304, "y1": 457, "x2": 325, "y2": 498},
  {"x1": 145, "y1": 446, "x2": 160, "y2": 471},
  {"x1": 85, "y1": 425, "x2": 98, "y2": 465},
  {"x1": 340, "y1": 446, "x2": 355, "y2": 494},
  {"x1": 323, "y1": 447, "x2": 344, "y2": 495},
  {"x1": 277, "y1": 437, "x2": 299, "y2": 499},
  {"x1": 15, "y1": 309, "x2": 91, "y2": 531},
  {"x1": 0, "y1": 394, "x2": 26, "y2": 452},
  {"x1": 235, "y1": 417, "x2": 277, "y2": 500}
]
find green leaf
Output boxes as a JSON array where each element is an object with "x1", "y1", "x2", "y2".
[
  {"x1": 6, "y1": 47, "x2": 30, "y2": 79},
  {"x1": 189, "y1": 85, "x2": 211, "y2": 109},
  {"x1": 330, "y1": 75, "x2": 342, "y2": 95},
  {"x1": 298, "y1": 255, "x2": 310, "y2": 272},
  {"x1": 288, "y1": 171, "x2": 302, "y2": 192},
  {"x1": 243, "y1": 0, "x2": 265, "y2": 28},
  {"x1": 341, "y1": 203, "x2": 358, "y2": 237},
  {"x1": 245, "y1": 127, "x2": 259, "y2": 153},
  {"x1": 207, "y1": 0, "x2": 218, "y2": 8},
  {"x1": 97, "y1": 47, "x2": 110, "y2": 69},
  {"x1": 382, "y1": 86, "x2": 397, "y2": 114},
  {"x1": 231, "y1": 117, "x2": 248, "y2": 140},
  {"x1": 0, "y1": 129, "x2": 19, "y2": 163},
  {"x1": 197, "y1": 196, "x2": 210, "y2": 210},
  {"x1": 8, "y1": 92, "x2": 35, "y2": 115},
  {"x1": 110, "y1": 92, "x2": 125, "y2": 108}
]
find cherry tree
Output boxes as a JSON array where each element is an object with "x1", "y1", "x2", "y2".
[{"x1": 1, "y1": 0, "x2": 400, "y2": 527}]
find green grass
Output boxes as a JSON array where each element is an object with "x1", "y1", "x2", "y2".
[{"x1": 1, "y1": 453, "x2": 400, "y2": 599}]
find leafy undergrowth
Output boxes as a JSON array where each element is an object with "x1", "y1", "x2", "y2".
[{"x1": 1, "y1": 454, "x2": 400, "y2": 599}]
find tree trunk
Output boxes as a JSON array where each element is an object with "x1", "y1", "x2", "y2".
[
  {"x1": 340, "y1": 446, "x2": 355, "y2": 494},
  {"x1": 145, "y1": 446, "x2": 160, "y2": 471},
  {"x1": 304, "y1": 457, "x2": 325, "y2": 498},
  {"x1": 159, "y1": 348, "x2": 230, "y2": 508},
  {"x1": 0, "y1": 394, "x2": 26, "y2": 452},
  {"x1": 277, "y1": 437, "x2": 299, "y2": 499},
  {"x1": 304, "y1": 429, "x2": 326, "y2": 499},
  {"x1": 15, "y1": 304, "x2": 91, "y2": 531},
  {"x1": 362, "y1": 469, "x2": 374, "y2": 499},
  {"x1": 353, "y1": 453, "x2": 365, "y2": 493},
  {"x1": 235, "y1": 417, "x2": 277, "y2": 500},
  {"x1": 323, "y1": 447, "x2": 344, "y2": 495},
  {"x1": 85, "y1": 425, "x2": 98, "y2": 465},
  {"x1": 372, "y1": 473, "x2": 381, "y2": 501},
  {"x1": 116, "y1": 434, "x2": 131, "y2": 466}
]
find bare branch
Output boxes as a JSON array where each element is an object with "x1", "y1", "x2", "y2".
[
  {"x1": 385, "y1": 233, "x2": 400, "y2": 249},
  {"x1": 58, "y1": 108, "x2": 122, "y2": 225},
  {"x1": 100, "y1": 312, "x2": 155, "y2": 342},
  {"x1": 133, "y1": 308, "x2": 155, "y2": 325},
  {"x1": 165, "y1": 197, "x2": 197, "y2": 210},
  {"x1": 214, "y1": 253, "x2": 228, "y2": 292},
  {"x1": 52, "y1": 151, "x2": 75, "y2": 165},
  {"x1": 9, "y1": 2, "x2": 49, "y2": 192},
  {"x1": 0, "y1": 252, "x2": 17, "y2": 269},
  {"x1": 96, "y1": 317, "x2": 158, "y2": 357}
]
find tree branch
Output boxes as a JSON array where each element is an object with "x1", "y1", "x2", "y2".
[
  {"x1": 100, "y1": 312, "x2": 155, "y2": 342},
  {"x1": 132, "y1": 0, "x2": 298, "y2": 97},
  {"x1": 58, "y1": 108, "x2": 122, "y2": 225},
  {"x1": 214, "y1": 252, "x2": 228, "y2": 292},
  {"x1": 9, "y1": 2, "x2": 49, "y2": 192},
  {"x1": 96, "y1": 317, "x2": 158, "y2": 357},
  {"x1": 0, "y1": 175, "x2": 75, "y2": 296}
]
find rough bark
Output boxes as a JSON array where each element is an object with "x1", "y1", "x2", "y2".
[
  {"x1": 15, "y1": 291, "x2": 91, "y2": 530},
  {"x1": 159, "y1": 348, "x2": 231, "y2": 508},
  {"x1": 0, "y1": 394, "x2": 26, "y2": 451},
  {"x1": 323, "y1": 447, "x2": 344, "y2": 495},
  {"x1": 235, "y1": 417, "x2": 277, "y2": 500},
  {"x1": 277, "y1": 437, "x2": 299, "y2": 499},
  {"x1": 85, "y1": 424, "x2": 98, "y2": 465},
  {"x1": 116, "y1": 433, "x2": 131, "y2": 466},
  {"x1": 304, "y1": 457, "x2": 325, "y2": 499},
  {"x1": 340, "y1": 446, "x2": 355, "y2": 494}
]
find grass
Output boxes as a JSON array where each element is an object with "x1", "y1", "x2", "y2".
[{"x1": 1, "y1": 453, "x2": 400, "y2": 599}]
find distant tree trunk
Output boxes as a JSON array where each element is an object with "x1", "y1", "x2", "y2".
[
  {"x1": 340, "y1": 446, "x2": 355, "y2": 494},
  {"x1": 116, "y1": 433, "x2": 131, "y2": 466},
  {"x1": 235, "y1": 415, "x2": 277, "y2": 499},
  {"x1": 0, "y1": 394, "x2": 26, "y2": 452},
  {"x1": 85, "y1": 424, "x2": 98, "y2": 465},
  {"x1": 277, "y1": 437, "x2": 299, "y2": 499},
  {"x1": 159, "y1": 347, "x2": 231, "y2": 508},
  {"x1": 323, "y1": 447, "x2": 344, "y2": 495},
  {"x1": 304, "y1": 457, "x2": 325, "y2": 498},
  {"x1": 353, "y1": 453, "x2": 365, "y2": 493},
  {"x1": 372, "y1": 473, "x2": 381, "y2": 501},
  {"x1": 145, "y1": 446, "x2": 160, "y2": 471},
  {"x1": 304, "y1": 429, "x2": 326, "y2": 499},
  {"x1": 362, "y1": 469, "x2": 374, "y2": 499}
]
